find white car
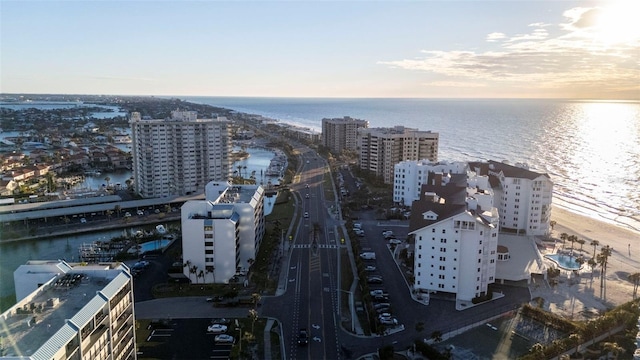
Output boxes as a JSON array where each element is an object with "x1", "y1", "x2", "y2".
[
  {"x1": 214, "y1": 334, "x2": 235, "y2": 343},
  {"x1": 304, "y1": 211, "x2": 309, "y2": 218},
  {"x1": 124, "y1": 212, "x2": 131, "y2": 217},
  {"x1": 137, "y1": 209, "x2": 144, "y2": 216},
  {"x1": 379, "y1": 317, "x2": 398, "y2": 326},
  {"x1": 389, "y1": 239, "x2": 401, "y2": 245},
  {"x1": 80, "y1": 218, "x2": 87, "y2": 223},
  {"x1": 207, "y1": 324, "x2": 227, "y2": 334}
]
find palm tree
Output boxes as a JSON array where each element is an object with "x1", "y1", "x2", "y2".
[
  {"x1": 590, "y1": 239, "x2": 600, "y2": 258},
  {"x1": 560, "y1": 232, "x2": 569, "y2": 250},
  {"x1": 114, "y1": 205, "x2": 122, "y2": 218},
  {"x1": 248, "y1": 309, "x2": 258, "y2": 337},
  {"x1": 184, "y1": 260, "x2": 192, "y2": 281},
  {"x1": 597, "y1": 245, "x2": 612, "y2": 298},
  {"x1": 190, "y1": 265, "x2": 198, "y2": 284},
  {"x1": 104, "y1": 176, "x2": 111, "y2": 188},
  {"x1": 588, "y1": 258, "x2": 597, "y2": 280},
  {"x1": 106, "y1": 210, "x2": 113, "y2": 222},
  {"x1": 628, "y1": 272, "x2": 640, "y2": 299},
  {"x1": 601, "y1": 342, "x2": 624, "y2": 360},
  {"x1": 197, "y1": 270, "x2": 205, "y2": 284},
  {"x1": 549, "y1": 220, "x2": 556, "y2": 232},
  {"x1": 251, "y1": 293, "x2": 261, "y2": 310},
  {"x1": 577, "y1": 238, "x2": 586, "y2": 252},
  {"x1": 568, "y1": 235, "x2": 578, "y2": 255},
  {"x1": 430, "y1": 330, "x2": 443, "y2": 343}
]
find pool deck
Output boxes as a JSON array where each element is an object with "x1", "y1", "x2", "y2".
[{"x1": 495, "y1": 234, "x2": 545, "y2": 282}]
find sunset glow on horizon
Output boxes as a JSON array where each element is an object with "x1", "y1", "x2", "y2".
[{"x1": 1, "y1": 0, "x2": 638, "y2": 100}]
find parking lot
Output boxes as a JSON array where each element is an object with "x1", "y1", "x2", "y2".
[
  {"x1": 353, "y1": 218, "x2": 411, "y2": 334},
  {"x1": 137, "y1": 318, "x2": 235, "y2": 360}
]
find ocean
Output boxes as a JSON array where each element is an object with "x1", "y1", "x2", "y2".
[{"x1": 182, "y1": 97, "x2": 640, "y2": 234}]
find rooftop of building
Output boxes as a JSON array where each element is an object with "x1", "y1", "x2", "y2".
[
  {"x1": 468, "y1": 160, "x2": 550, "y2": 181},
  {"x1": 216, "y1": 184, "x2": 262, "y2": 204},
  {"x1": 0, "y1": 263, "x2": 129, "y2": 358},
  {"x1": 358, "y1": 125, "x2": 437, "y2": 136}
]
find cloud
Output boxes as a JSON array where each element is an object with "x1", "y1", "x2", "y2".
[
  {"x1": 486, "y1": 32, "x2": 506, "y2": 42},
  {"x1": 378, "y1": 4, "x2": 640, "y2": 98}
]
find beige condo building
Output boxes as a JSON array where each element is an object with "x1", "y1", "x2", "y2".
[{"x1": 357, "y1": 126, "x2": 439, "y2": 184}]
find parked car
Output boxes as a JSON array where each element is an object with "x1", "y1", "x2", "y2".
[
  {"x1": 364, "y1": 265, "x2": 376, "y2": 272},
  {"x1": 376, "y1": 307, "x2": 391, "y2": 314},
  {"x1": 124, "y1": 212, "x2": 131, "y2": 217},
  {"x1": 214, "y1": 334, "x2": 235, "y2": 343},
  {"x1": 137, "y1": 209, "x2": 144, "y2": 216},
  {"x1": 297, "y1": 328, "x2": 309, "y2": 345},
  {"x1": 80, "y1": 218, "x2": 87, "y2": 223},
  {"x1": 211, "y1": 318, "x2": 231, "y2": 325},
  {"x1": 305, "y1": 193, "x2": 310, "y2": 199},
  {"x1": 304, "y1": 211, "x2": 309, "y2": 218},
  {"x1": 372, "y1": 294, "x2": 390, "y2": 302},
  {"x1": 359, "y1": 252, "x2": 376, "y2": 260},
  {"x1": 379, "y1": 317, "x2": 398, "y2": 326},
  {"x1": 370, "y1": 289, "x2": 387, "y2": 296},
  {"x1": 367, "y1": 276, "x2": 383, "y2": 284},
  {"x1": 389, "y1": 239, "x2": 401, "y2": 245},
  {"x1": 207, "y1": 324, "x2": 227, "y2": 334}
]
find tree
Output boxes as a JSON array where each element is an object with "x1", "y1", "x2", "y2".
[
  {"x1": 560, "y1": 232, "x2": 568, "y2": 250},
  {"x1": 114, "y1": 205, "x2": 122, "y2": 218},
  {"x1": 577, "y1": 238, "x2": 586, "y2": 252},
  {"x1": 590, "y1": 239, "x2": 600, "y2": 258},
  {"x1": 190, "y1": 265, "x2": 198, "y2": 284},
  {"x1": 184, "y1": 260, "x2": 192, "y2": 282},
  {"x1": 251, "y1": 293, "x2": 261, "y2": 310},
  {"x1": 549, "y1": 220, "x2": 556, "y2": 231},
  {"x1": 104, "y1": 176, "x2": 111, "y2": 188},
  {"x1": 430, "y1": 330, "x2": 443, "y2": 343},
  {"x1": 248, "y1": 309, "x2": 258, "y2": 337},
  {"x1": 106, "y1": 210, "x2": 113, "y2": 222},
  {"x1": 601, "y1": 342, "x2": 624, "y2": 360},
  {"x1": 597, "y1": 245, "x2": 612, "y2": 298},
  {"x1": 628, "y1": 272, "x2": 640, "y2": 299},
  {"x1": 568, "y1": 235, "x2": 578, "y2": 254},
  {"x1": 588, "y1": 258, "x2": 597, "y2": 279}
]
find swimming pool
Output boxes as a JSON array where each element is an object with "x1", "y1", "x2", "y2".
[
  {"x1": 544, "y1": 253, "x2": 583, "y2": 271},
  {"x1": 139, "y1": 239, "x2": 173, "y2": 254}
]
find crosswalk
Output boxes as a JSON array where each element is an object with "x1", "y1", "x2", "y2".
[{"x1": 291, "y1": 244, "x2": 338, "y2": 249}]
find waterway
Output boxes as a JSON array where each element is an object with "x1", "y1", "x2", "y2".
[{"x1": 0, "y1": 143, "x2": 280, "y2": 301}]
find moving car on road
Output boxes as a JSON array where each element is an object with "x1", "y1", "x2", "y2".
[{"x1": 297, "y1": 328, "x2": 309, "y2": 345}]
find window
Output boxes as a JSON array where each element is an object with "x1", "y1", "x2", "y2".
[{"x1": 205, "y1": 241, "x2": 213, "y2": 246}]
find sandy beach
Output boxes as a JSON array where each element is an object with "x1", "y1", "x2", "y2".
[{"x1": 529, "y1": 206, "x2": 640, "y2": 320}]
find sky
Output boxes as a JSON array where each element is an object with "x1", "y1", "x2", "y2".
[{"x1": 1, "y1": 0, "x2": 639, "y2": 99}]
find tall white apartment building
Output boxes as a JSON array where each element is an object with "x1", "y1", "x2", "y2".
[
  {"x1": 1, "y1": 261, "x2": 136, "y2": 360},
  {"x1": 130, "y1": 110, "x2": 231, "y2": 198},
  {"x1": 181, "y1": 181, "x2": 265, "y2": 284},
  {"x1": 393, "y1": 160, "x2": 469, "y2": 206},
  {"x1": 468, "y1": 161, "x2": 553, "y2": 236},
  {"x1": 321, "y1": 117, "x2": 369, "y2": 153},
  {"x1": 410, "y1": 171, "x2": 499, "y2": 310},
  {"x1": 357, "y1": 126, "x2": 439, "y2": 184}
]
